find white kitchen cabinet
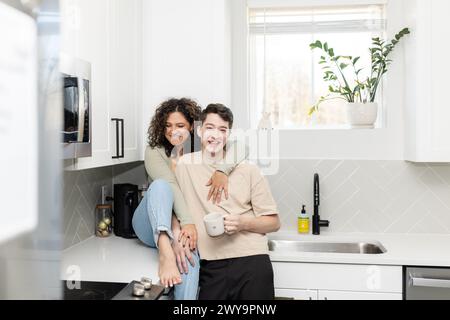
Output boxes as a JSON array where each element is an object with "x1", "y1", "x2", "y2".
[
  {"x1": 318, "y1": 290, "x2": 402, "y2": 301},
  {"x1": 275, "y1": 289, "x2": 318, "y2": 300},
  {"x1": 404, "y1": 0, "x2": 450, "y2": 162},
  {"x1": 273, "y1": 262, "x2": 403, "y2": 300},
  {"x1": 61, "y1": 0, "x2": 111, "y2": 170},
  {"x1": 61, "y1": 0, "x2": 143, "y2": 170},
  {"x1": 108, "y1": 0, "x2": 143, "y2": 165}
]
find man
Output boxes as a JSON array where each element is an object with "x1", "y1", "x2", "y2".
[{"x1": 175, "y1": 104, "x2": 280, "y2": 300}]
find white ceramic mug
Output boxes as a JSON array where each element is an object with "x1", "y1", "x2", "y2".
[{"x1": 203, "y1": 212, "x2": 226, "y2": 237}]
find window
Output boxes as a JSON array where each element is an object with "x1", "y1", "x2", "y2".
[{"x1": 248, "y1": 5, "x2": 386, "y2": 129}]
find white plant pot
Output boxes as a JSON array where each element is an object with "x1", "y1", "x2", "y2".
[{"x1": 346, "y1": 102, "x2": 378, "y2": 129}]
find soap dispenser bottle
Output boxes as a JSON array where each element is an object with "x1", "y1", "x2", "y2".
[{"x1": 298, "y1": 205, "x2": 310, "y2": 234}]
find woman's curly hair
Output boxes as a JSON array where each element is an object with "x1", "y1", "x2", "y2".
[{"x1": 148, "y1": 98, "x2": 202, "y2": 157}]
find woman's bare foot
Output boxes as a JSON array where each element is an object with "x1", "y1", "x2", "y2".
[{"x1": 158, "y1": 232, "x2": 182, "y2": 288}]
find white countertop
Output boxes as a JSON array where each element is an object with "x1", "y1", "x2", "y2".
[
  {"x1": 269, "y1": 231, "x2": 450, "y2": 267},
  {"x1": 61, "y1": 231, "x2": 450, "y2": 284},
  {"x1": 61, "y1": 235, "x2": 160, "y2": 284}
]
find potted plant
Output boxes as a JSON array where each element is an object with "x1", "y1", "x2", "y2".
[{"x1": 309, "y1": 28, "x2": 410, "y2": 128}]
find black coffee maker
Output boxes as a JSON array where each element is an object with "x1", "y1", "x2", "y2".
[{"x1": 113, "y1": 184, "x2": 139, "y2": 239}]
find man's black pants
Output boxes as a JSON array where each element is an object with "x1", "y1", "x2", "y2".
[{"x1": 198, "y1": 254, "x2": 274, "y2": 300}]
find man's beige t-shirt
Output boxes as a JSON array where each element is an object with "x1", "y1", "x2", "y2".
[{"x1": 175, "y1": 151, "x2": 279, "y2": 261}]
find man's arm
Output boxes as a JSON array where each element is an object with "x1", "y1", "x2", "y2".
[
  {"x1": 224, "y1": 164, "x2": 281, "y2": 235},
  {"x1": 224, "y1": 214, "x2": 280, "y2": 235}
]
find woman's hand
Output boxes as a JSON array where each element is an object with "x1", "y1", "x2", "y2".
[
  {"x1": 172, "y1": 235, "x2": 196, "y2": 274},
  {"x1": 206, "y1": 171, "x2": 229, "y2": 204},
  {"x1": 179, "y1": 224, "x2": 198, "y2": 251},
  {"x1": 224, "y1": 215, "x2": 250, "y2": 235}
]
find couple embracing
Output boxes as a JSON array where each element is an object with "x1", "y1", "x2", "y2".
[{"x1": 132, "y1": 98, "x2": 280, "y2": 300}]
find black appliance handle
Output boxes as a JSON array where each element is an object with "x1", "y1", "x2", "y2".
[
  {"x1": 111, "y1": 118, "x2": 125, "y2": 159},
  {"x1": 125, "y1": 192, "x2": 134, "y2": 208}
]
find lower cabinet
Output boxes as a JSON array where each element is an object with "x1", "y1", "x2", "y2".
[
  {"x1": 317, "y1": 290, "x2": 402, "y2": 300},
  {"x1": 275, "y1": 288, "x2": 401, "y2": 300},
  {"x1": 273, "y1": 262, "x2": 403, "y2": 300},
  {"x1": 275, "y1": 289, "x2": 318, "y2": 301}
]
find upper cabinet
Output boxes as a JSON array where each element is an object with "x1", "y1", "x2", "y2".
[
  {"x1": 404, "y1": 0, "x2": 450, "y2": 162},
  {"x1": 61, "y1": 0, "x2": 143, "y2": 170},
  {"x1": 108, "y1": 0, "x2": 143, "y2": 165}
]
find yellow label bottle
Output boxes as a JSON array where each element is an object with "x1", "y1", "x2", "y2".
[{"x1": 298, "y1": 205, "x2": 310, "y2": 234}]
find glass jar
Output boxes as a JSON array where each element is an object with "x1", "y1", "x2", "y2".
[{"x1": 95, "y1": 204, "x2": 113, "y2": 238}]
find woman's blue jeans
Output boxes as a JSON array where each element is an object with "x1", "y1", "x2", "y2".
[{"x1": 132, "y1": 179, "x2": 200, "y2": 300}]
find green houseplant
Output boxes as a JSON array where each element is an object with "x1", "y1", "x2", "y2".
[{"x1": 309, "y1": 28, "x2": 410, "y2": 127}]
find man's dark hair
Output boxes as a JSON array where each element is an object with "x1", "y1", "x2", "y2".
[{"x1": 200, "y1": 104, "x2": 234, "y2": 129}]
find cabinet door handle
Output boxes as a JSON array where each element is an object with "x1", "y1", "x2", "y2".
[
  {"x1": 120, "y1": 118, "x2": 124, "y2": 158},
  {"x1": 112, "y1": 118, "x2": 120, "y2": 159},
  {"x1": 411, "y1": 277, "x2": 450, "y2": 288},
  {"x1": 112, "y1": 118, "x2": 124, "y2": 159}
]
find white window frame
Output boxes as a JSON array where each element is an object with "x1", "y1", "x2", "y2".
[
  {"x1": 230, "y1": 0, "x2": 407, "y2": 160},
  {"x1": 248, "y1": 5, "x2": 387, "y2": 130}
]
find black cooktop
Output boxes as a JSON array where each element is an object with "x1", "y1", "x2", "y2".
[{"x1": 63, "y1": 281, "x2": 128, "y2": 300}]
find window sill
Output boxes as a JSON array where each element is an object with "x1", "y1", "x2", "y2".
[{"x1": 259, "y1": 127, "x2": 403, "y2": 160}]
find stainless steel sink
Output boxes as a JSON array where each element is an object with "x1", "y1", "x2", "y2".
[{"x1": 268, "y1": 240, "x2": 387, "y2": 255}]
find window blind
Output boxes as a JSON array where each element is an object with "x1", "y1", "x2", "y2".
[{"x1": 249, "y1": 5, "x2": 386, "y2": 35}]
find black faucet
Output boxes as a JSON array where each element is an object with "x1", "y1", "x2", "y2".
[{"x1": 313, "y1": 173, "x2": 330, "y2": 235}]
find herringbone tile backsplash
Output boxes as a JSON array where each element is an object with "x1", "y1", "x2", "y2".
[
  {"x1": 63, "y1": 166, "x2": 113, "y2": 249},
  {"x1": 267, "y1": 160, "x2": 450, "y2": 235},
  {"x1": 63, "y1": 162, "x2": 147, "y2": 249},
  {"x1": 63, "y1": 160, "x2": 450, "y2": 249}
]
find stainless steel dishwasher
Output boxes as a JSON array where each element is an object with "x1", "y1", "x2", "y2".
[{"x1": 405, "y1": 267, "x2": 450, "y2": 300}]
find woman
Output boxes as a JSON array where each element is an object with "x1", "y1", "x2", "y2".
[{"x1": 132, "y1": 98, "x2": 245, "y2": 300}]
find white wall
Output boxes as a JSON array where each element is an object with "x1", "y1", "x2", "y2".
[
  {"x1": 142, "y1": 0, "x2": 410, "y2": 161},
  {"x1": 141, "y1": 0, "x2": 231, "y2": 158}
]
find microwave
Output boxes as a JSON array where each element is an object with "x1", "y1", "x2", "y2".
[{"x1": 60, "y1": 54, "x2": 92, "y2": 159}]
